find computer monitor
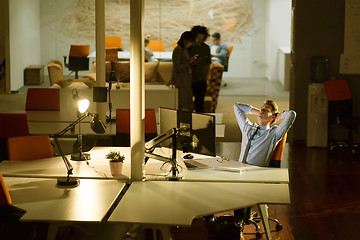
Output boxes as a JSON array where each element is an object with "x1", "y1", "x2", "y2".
[{"x1": 159, "y1": 107, "x2": 216, "y2": 157}]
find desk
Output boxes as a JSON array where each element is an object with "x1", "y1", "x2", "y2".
[
  {"x1": 108, "y1": 181, "x2": 290, "y2": 239},
  {"x1": 5, "y1": 176, "x2": 126, "y2": 240},
  {"x1": 0, "y1": 147, "x2": 289, "y2": 240},
  {"x1": 89, "y1": 51, "x2": 172, "y2": 61},
  {"x1": 0, "y1": 147, "x2": 286, "y2": 184}
]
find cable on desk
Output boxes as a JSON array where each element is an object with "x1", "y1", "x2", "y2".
[{"x1": 84, "y1": 158, "x2": 109, "y2": 179}]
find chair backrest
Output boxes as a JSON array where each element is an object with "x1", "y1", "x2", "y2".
[
  {"x1": 25, "y1": 88, "x2": 60, "y2": 111},
  {"x1": 227, "y1": 45, "x2": 233, "y2": 58},
  {"x1": 323, "y1": 79, "x2": 353, "y2": 123},
  {"x1": 115, "y1": 109, "x2": 157, "y2": 146},
  {"x1": 69, "y1": 44, "x2": 90, "y2": 57},
  {"x1": 105, "y1": 36, "x2": 122, "y2": 50},
  {"x1": 106, "y1": 48, "x2": 118, "y2": 62},
  {"x1": 0, "y1": 173, "x2": 12, "y2": 206},
  {"x1": 268, "y1": 133, "x2": 287, "y2": 168},
  {"x1": 173, "y1": 41, "x2": 178, "y2": 49},
  {"x1": 7, "y1": 135, "x2": 54, "y2": 161},
  {"x1": 147, "y1": 40, "x2": 165, "y2": 52},
  {"x1": 224, "y1": 45, "x2": 233, "y2": 72}
]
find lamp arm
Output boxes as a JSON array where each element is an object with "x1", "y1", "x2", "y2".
[
  {"x1": 144, "y1": 126, "x2": 190, "y2": 180},
  {"x1": 52, "y1": 135, "x2": 73, "y2": 176},
  {"x1": 56, "y1": 112, "x2": 91, "y2": 136}
]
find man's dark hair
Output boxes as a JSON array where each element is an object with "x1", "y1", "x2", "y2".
[
  {"x1": 190, "y1": 25, "x2": 210, "y2": 41},
  {"x1": 212, "y1": 32, "x2": 221, "y2": 40}
]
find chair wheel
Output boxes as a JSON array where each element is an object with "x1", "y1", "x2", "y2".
[
  {"x1": 275, "y1": 223, "x2": 283, "y2": 231},
  {"x1": 255, "y1": 232, "x2": 263, "y2": 239}
]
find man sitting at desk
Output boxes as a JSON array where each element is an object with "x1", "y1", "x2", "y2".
[
  {"x1": 234, "y1": 100, "x2": 296, "y2": 167},
  {"x1": 209, "y1": 32, "x2": 229, "y2": 67}
]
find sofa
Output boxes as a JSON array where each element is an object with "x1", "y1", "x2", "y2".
[
  {"x1": 84, "y1": 61, "x2": 173, "y2": 86},
  {"x1": 84, "y1": 61, "x2": 224, "y2": 112}
]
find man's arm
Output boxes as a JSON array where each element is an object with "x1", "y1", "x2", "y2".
[
  {"x1": 234, "y1": 103, "x2": 253, "y2": 132},
  {"x1": 274, "y1": 110, "x2": 297, "y2": 138}
]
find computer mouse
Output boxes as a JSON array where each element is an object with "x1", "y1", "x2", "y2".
[{"x1": 183, "y1": 153, "x2": 194, "y2": 159}]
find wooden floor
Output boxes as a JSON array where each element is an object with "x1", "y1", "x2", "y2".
[{"x1": 243, "y1": 144, "x2": 360, "y2": 240}]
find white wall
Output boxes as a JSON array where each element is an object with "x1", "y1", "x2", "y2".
[
  {"x1": 265, "y1": 0, "x2": 291, "y2": 82},
  {"x1": 9, "y1": 0, "x2": 41, "y2": 91}
]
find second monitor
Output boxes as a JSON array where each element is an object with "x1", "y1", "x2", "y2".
[{"x1": 159, "y1": 107, "x2": 216, "y2": 157}]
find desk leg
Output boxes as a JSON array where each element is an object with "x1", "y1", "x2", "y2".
[{"x1": 258, "y1": 204, "x2": 272, "y2": 240}]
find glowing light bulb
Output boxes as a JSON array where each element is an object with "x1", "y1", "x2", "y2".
[{"x1": 78, "y1": 99, "x2": 89, "y2": 113}]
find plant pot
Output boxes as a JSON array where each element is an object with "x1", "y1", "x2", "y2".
[{"x1": 109, "y1": 161, "x2": 123, "y2": 176}]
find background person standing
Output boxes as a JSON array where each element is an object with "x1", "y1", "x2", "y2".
[{"x1": 189, "y1": 25, "x2": 211, "y2": 113}]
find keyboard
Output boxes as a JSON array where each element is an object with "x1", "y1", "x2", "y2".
[{"x1": 184, "y1": 159, "x2": 210, "y2": 169}]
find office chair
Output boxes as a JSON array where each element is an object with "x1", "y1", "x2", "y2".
[
  {"x1": 7, "y1": 135, "x2": 54, "y2": 161},
  {"x1": 223, "y1": 45, "x2": 233, "y2": 72},
  {"x1": 25, "y1": 88, "x2": 60, "y2": 111},
  {"x1": 114, "y1": 109, "x2": 157, "y2": 146},
  {"x1": 0, "y1": 113, "x2": 29, "y2": 161},
  {"x1": 105, "y1": 36, "x2": 122, "y2": 51},
  {"x1": 222, "y1": 45, "x2": 233, "y2": 87},
  {"x1": 64, "y1": 44, "x2": 90, "y2": 79},
  {"x1": 243, "y1": 133, "x2": 287, "y2": 239},
  {"x1": 323, "y1": 79, "x2": 360, "y2": 155},
  {"x1": 147, "y1": 40, "x2": 165, "y2": 52}
]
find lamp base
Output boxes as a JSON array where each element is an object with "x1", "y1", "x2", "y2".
[
  {"x1": 71, "y1": 152, "x2": 91, "y2": 161},
  {"x1": 57, "y1": 177, "x2": 80, "y2": 187}
]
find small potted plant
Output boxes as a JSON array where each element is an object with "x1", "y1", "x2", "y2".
[{"x1": 106, "y1": 150, "x2": 125, "y2": 176}]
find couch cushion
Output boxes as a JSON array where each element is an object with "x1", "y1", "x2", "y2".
[
  {"x1": 90, "y1": 61, "x2": 112, "y2": 81},
  {"x1": 112, "y1": 61, "x2": 130, "y2": 82},
  {"x1": 157, "y1": 62, "x2": 173, "y2": 86},
  {"x1": 145, "y1": 62, "x2": 159, "y2": 83}
]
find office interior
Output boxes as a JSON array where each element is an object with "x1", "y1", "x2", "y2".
[{"x1": 1, "y1": 0, "x2": 360, "y2": 239}]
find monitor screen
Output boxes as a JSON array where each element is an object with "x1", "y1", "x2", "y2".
[{"x1": 159, "y1": 107, "x2": 216, "y2": 157}]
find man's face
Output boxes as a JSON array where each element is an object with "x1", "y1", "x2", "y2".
[
  {"x1": 195, "y1": 33, "x2": 205, "y2": 44},
  {"x1": 257, "y1": 104, "x2": 275, "y2": 125},
  {"x1": 212, "y1": 37, "x2": 220, "y2": 45}
]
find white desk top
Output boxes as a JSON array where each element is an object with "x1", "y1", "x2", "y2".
[
  {"x1": 145, "y1": 148, "x2": 289, "y2": 183},
  {"x1": 108, "y1": 181, "x2": 290, "y2": 226},
  {"x1": 0, "y1": 147, "x2": 288, "y2": 184},
  {"x1": 5, "y1": 177, "x2": 126, "y2": 222}
]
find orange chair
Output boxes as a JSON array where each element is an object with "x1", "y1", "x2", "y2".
[
  {"x1": 0, "y1": 113, "x2": 30, "y2": 161},
  {"x1": 64, "y1": 44, "x2": 90, "y2": 79},
  {"x1": 7, "y1": 135, "x2": 54, "y2": 161},
  {"x1": 323, "y1": 79, "x2": 360, "y2": 155},
  {"x1": 173, "y1": 41, "x2": 178, "y2": 49},
  {"x1": 147, "y1": 40, "x2": 165, "y2": 52},
  {"x1": 114, "y1": 109, "x2": 157, "y2": 146},
  {"x1": 105, "y1": 36, "x2": 122, "y2": 50},
  {"x1": 0, "y1": 173, "x2": 12, "y2": 206},
  {"x1": 223, "y1": 45, "x2": 233, "y2": 72},
  {"x1": 106, "y1": 48, "x2": 118, "y2": 62},
  {"x1": 25, "y1": 88, "x2": 60, "y2": 111}
]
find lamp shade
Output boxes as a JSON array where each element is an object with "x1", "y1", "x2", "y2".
[{"x1": 90, "y1": 114, "x2": 106, "y2": 134}]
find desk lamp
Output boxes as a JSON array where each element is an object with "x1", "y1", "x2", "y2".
[
  {"x1": 52, "y1": 112, "x2": 106, "y2": 186},
  {"x1": 71, "y1": 89, "x2": 106, "y2": 161},
  {"x1": 144, "y1": 125, "x2": 190, "y2": 181}
]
